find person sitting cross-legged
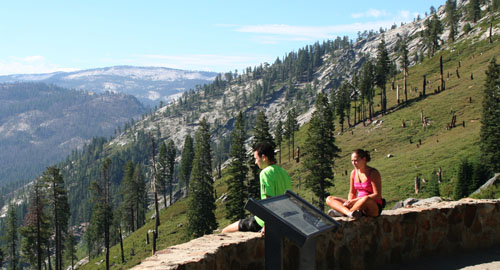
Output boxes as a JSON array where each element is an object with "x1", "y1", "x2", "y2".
[{"x1": 326, "y1": 149, "x2": 383, "y2": 219}]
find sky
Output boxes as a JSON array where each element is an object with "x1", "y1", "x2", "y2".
[{"x1": 0, "y1": 0, "x2": 447, "y2": 75}]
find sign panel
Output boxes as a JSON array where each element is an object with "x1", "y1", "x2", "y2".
[
  {"x1": 259, "y1": 193, "x2": 337, "y2": 237},
  {"x1": 245, "y1": 190, "x2": 339, "y2": 270}
]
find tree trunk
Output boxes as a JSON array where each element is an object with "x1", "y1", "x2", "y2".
[
  {"x1": 52, "y1": 181, "x2": 60, "y2": 270},
  {"x1": 105, "y1": 220, "x2": 110, "y2": 270},
  {"x1": 136, "y1": 201, "x2": 140, "y2": 230},
  {"x1": 369, "y1": 102, "x2": 373, "y2": 121},
  {"x1": 423, "y1": 75, "x2": 426, "y2": 96},
  {"x1": 119, "y1": 226, "x2": 125, "y2": 263},
  {"x1": 288, "y1": 140, "x2": 291, "y2": 162},
  {"x1": 353, "y1": 102, "x2": 357, "y2": 125},
  {"x1": 151, "y1": 137, "x2": 160, "y2": 228},
  {"x1": 380, "y1": 89, "x2": 384, "y2": 115},
  {"x1": 396, "y1": 84, "x2": 400, "y2": 104},
  {"x1": 490, "y1": 23, "x2": 493, "y2": 43},
  {"x1": 404, "y1": 71, "x2": 408, "y2": 103},
  {"x1": 37, "y1": 202, "x2": 42, "y2": 270},
  {"x1": 163, "y1": 192, "x2": 167, "y2": 209},
  {"x1": 440, "y1": 56, "x2": 445, "y2": 91},
  {"x1": 130, "y1": 207, "x2": 135, "y2": 232},
  {"x1": 47, "y1": 241, "x2": 52, "y2": 270},
  {"x1": 169, "y1": 181, "x2": 173, "y2": 207},
  {"x1": 152, "y1": 231, "x2": 157, "y2": 255},
  {"x1": 382, "y1": 86, "x2": 386, "y2": 114},
  {"x1": 279, "y1": 145, "x2": 282, "y2": 164}
]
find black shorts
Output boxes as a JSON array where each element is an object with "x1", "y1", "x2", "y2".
[
  {"x1": 377, "y1": 203, "x2": 383, "y2": 216},
  {"x1": 238, "y1": 215, "x2": 262, "y2": 232},
  {"x1": 377, "y1": 198, "x2": 386, "y2": 216}
]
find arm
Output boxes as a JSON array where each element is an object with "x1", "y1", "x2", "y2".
[
  {"x1": 344, "y1": 170, "x2": 359, "y2": 208},
  {"x1": 367, "y1": 169, "x2": 382, "y2": 201},
  {"x1": 348, "y1": 170, "x2": 356, "y2": 200}
]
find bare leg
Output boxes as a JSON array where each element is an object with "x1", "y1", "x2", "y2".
[
  {"x1": 221, "y1": 220, "x2": 240, "y2": 233},
  {"x1": 325, "y1": 196, "x2": 351, "y2": 216},
  {"x1": 350, "y1": 196, "x2": 380, "y2": 217}
]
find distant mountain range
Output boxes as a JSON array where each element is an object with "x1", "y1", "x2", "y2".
[{"x1": 0, "y1": 66, "x2": 218, "y2": 106}]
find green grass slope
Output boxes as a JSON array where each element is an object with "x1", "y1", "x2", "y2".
[
  {"x1": 287, "y1": 37, "x2": 499, "y2": 205},
  {"x1": 79, "y1": 33, "x2": 500, "y2": 270}
]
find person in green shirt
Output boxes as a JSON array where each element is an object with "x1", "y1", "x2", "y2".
[{"x1": 222, "y1": 142, "x2": 292, "y2": 234}]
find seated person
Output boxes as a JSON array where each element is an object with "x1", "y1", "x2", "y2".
[
  {"x1": 222, "y1": 142, "x2": 292, "y2": 234},
  {"x1": 326, "y1": 149, "x2": 383, "y2": 218}
]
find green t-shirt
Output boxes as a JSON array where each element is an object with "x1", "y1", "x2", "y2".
[{"x1": 254, "y1": 164, "x2": 292, "y2": 227}]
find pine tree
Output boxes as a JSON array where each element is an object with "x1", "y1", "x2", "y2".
[
  {"x1": 151, "y1": 136, "x2": 161, "y2": 231},
  {"x1": 121, "y1": 161, "x2": 136, "y2": 232},
  {"x1": 179, "y1": 135, "x2": 194, "y2": 195},
  {"x1": 42, "y1": 166, "x2": 70, "y2": 270},
  {"x1": 253, "y1": 111, "x2": 275, "y2": 148},
  {"x1": 19, "y1": 180, "x2": 50, "y2": 270},
  {"x1": 480, "y1": 58, "x2": 500, "y2": 174},
  {"x1": 494, "y1": 0, "x2": 500, "y2": 11},
  {"x1": 398, "y1": 37, "x2": 409, "y2": 74},
  {"x1": 304, "y1": 93, "x2": 340, "y2": 210},
  {"x1": 157, "y1": 142, "x2": 168, "y2": 209},
  {"x1": 445, "y1": 0, "x2": 458, "y2": 42},
  {"x1": 468, "y1": 0, "x2": 481, "y2": 23},
  {"x1": 186, "y1": 118, "x2": 217, "y2": 238},
  {"x1": 471, "y1": 160, "x2": 490, "y2": 194},
  {"x1": 64, "y1": 231, "x2": 77, "y2": 270},
  {"x1": 249, "y1": 111, "x2": 275, "y2": 199},
  {"x1": 426, "y1": 171, "x2": 440, "y2": 197},
  {"x1": 336, "y1": 82, "x2": 351, "y2": 132},
  {"x1": 166, "y1": 140, "x2": 177, "y2": 206},
  {"x1": 4, "y1": 204, "x2": 19, "y2": 270},
  {"x1": 89, "y1": 158, "x2": 113, "y2": 270},
  {"x1": 375, "y1": 38, "x2": 390, "y2": 114},
  {"x1": 424, "y1": 14, "x2": 443, "y2": 57},
  {"x1": 133, "y1": 164, "x2": 147, "y2": 230},
  {"x1": 284, "y1": 109, "x2": 299, "y2": 161},
  {"x1": 453, "y1": 159, "x2": 473, "y2": 200},
  {"x1": 225, "y1": 112, "x2": 248, "y2": 221},
  {"x1": 359, "y1": 60, "x2": 375, "y2": 120},
  {"x1": 274, "y1": 119, "x2": 283, "y2": 164}
]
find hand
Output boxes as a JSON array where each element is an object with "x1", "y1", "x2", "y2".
[
  {"x1": 260, "y1": 226, "x2": 266, "y2": 236},
  {"x1": 343, "y1": 200, "x2": 354, "y2": 208}
]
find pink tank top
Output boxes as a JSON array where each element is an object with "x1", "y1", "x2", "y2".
[{"x1": 353, "y1": 169, "x2": 383, "y2": 205}]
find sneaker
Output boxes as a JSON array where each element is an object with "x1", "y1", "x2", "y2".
[
  {"x1": 328, "y1": 209, "x2": 344, "y2": 217},
  {"x1": 350, "y1": 210, "x2": 362, "y2": 219}
]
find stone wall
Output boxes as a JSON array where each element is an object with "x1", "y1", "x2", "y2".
[{"x1": 132, "y1": 198, "x2": 500, "y2": 270}]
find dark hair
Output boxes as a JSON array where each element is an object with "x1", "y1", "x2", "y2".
[
  {"x1": 253, "y1": 142, "x2": 276, "y2": 163},
  {"x1": 353, "y1": 149, "x2": 371, "y2": 162}
]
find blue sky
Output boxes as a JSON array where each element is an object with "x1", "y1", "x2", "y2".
[{"x1": 0, "y1": 0, "x2": 446, "y2": 75}]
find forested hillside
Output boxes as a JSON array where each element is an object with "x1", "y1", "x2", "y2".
[
  {"x1": 1, "y1": 1, "x2": 499, "y2": 269},
  {"x1": 0, "y1": 82, "x2": 146, "y2": 189}
]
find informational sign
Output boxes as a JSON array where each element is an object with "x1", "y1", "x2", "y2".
[
  {"x1": 245, "y1": 190, "x2": 339, "y2": 270},
  {"x1": 258, "y1": 191, "x2": 337, "y2": 239}
]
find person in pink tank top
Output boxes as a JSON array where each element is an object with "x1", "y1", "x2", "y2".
[{"x1": 325, "y1": 149, "x2": 383, "y2": 218}]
